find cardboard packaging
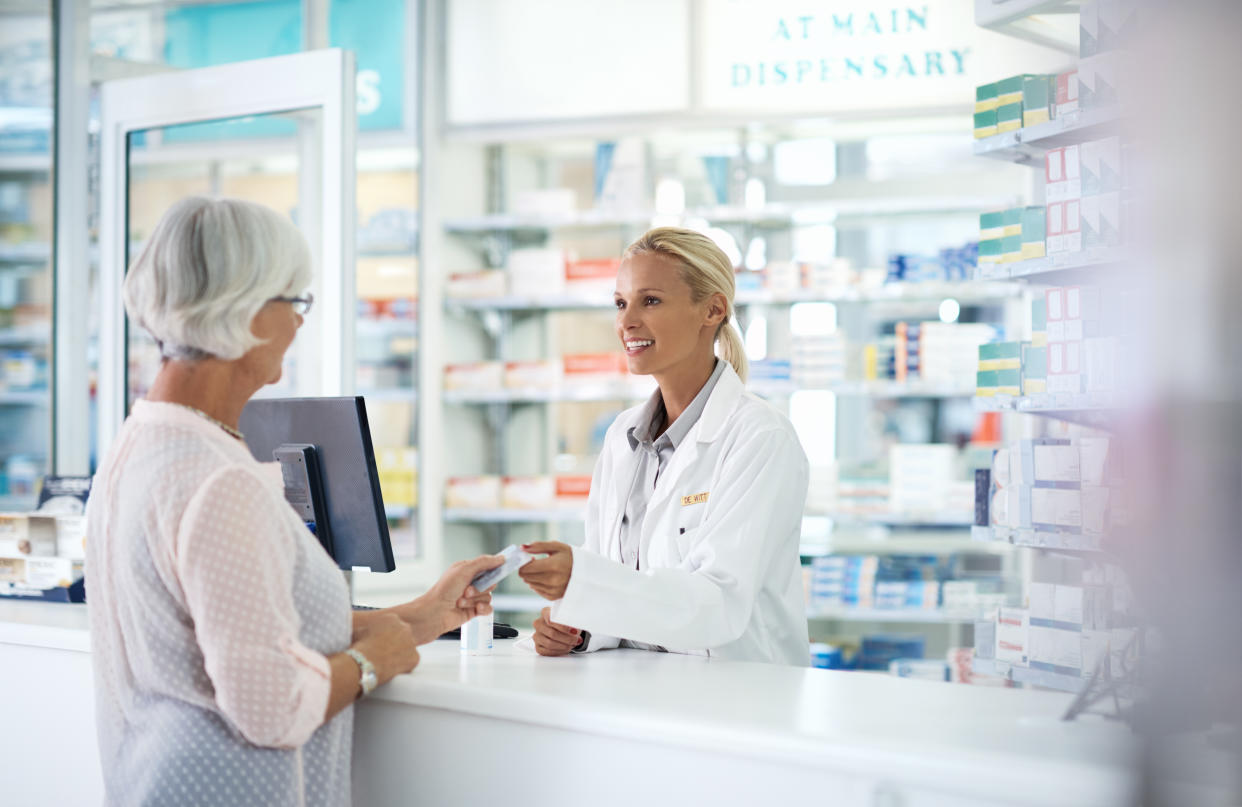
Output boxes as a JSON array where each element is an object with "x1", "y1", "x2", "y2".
[
  {"x1": 504, "y1": 360, "x2": 562, "y2": 389},
  {"x1": 974, "y1": 109, "x2": 998, "y2": 139},
  {"x1": 0, "y1": 557, "x2": 26, "y2": 584},
  {"x1": 501, "y1": 476, "x2": 557, "y2": 509},
  {"x1": 996, "y1": 102, "x2": 1022, "y2": 135},
  {"x1": 443, "y1": 362, "x2": 504, "y2": 392},
  {"x1": 507, "y1": 248, "x2": 567, "y2": 297},
  {"x1": 995, "y1": 75, "x2": 1027, "y2": 107},
  {"x1": 1056, "y1": 70, "x2": 1079, "y2": 118},
  {"x1": 975, "y1": 82, "x2": 999, "y2": 113},
  {"x1": 562, "y1": 353, "x2": 627, "y2": 384},
  {"x1": 565, "y1": 258, "x2": 621, "y2": 298},
  {"x1": 24, "y1": 557, "x2": 84, "y2": 589},
  {"x1": 445, "y1": 476, "x2": 502, "y2": 510},
  {"x1": 446, "y1": 270, "x2": 506, "y2": 299},
  {"x1": 996, "y1": 607, "x2": 1030, "y2": 665},
  {"x1": 0, "y1": 514, "x2": 57, "y2": 558},
  {"x1": 1022, "y1": 344, "x2": 1048, "y2": 395},
  {"x1": 1021, "y1": 206, "x2": 1047, "y2": 259},
  {"x1": 1022, "y1": 75, "x2": 1055, "y2": 127}
]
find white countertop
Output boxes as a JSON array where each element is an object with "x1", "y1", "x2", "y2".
[{"x1": 1, "y1": 601, "x2": 1139, "y2": 806}]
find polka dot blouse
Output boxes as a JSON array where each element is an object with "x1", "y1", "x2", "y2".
[{"x1": 85, "y1": 400, "x2": 353, "y2": 806}]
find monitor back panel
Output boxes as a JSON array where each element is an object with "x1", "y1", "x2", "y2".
[{"x1": 239, "y1": 396, "x2": 395, "y2": 572}]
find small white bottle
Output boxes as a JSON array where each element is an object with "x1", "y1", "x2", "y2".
[{"x1": 460, "y1": 611, "x2": 493, "y2": 655}]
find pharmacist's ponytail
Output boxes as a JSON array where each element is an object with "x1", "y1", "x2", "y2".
[{"x1": 623, "y1": 227, "x2": 749, "y2": 383}]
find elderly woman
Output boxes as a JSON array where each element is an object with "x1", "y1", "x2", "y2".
[{"x1": 85, "y1": 196, "x2": 500, "y2": 806}]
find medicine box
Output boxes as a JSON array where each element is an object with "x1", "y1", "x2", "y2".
[
  {"x1": 978, "y1": 342, "x2": 1021, "y2": 371},
  {"x1": 1022, "y1": 345, "x2": 1048, "y2": 395},
  {"x1": 446, "y1": 270, "x2": 506, "y2": 299},
  {"x1": 0, "y1": 514, "x2": 57, "y2": 558},
  {"x1": 1031, "y1": 298, "x2": 1048, "y2": 346},
  {"x1": 1033, "y1": 443, "x2": 1081, "y2": 483},
  {"x1": 445, "y1": 476, "x2": 502, "y2": 510},
  {"x1": 975, "y1": 82, "x2": 999, "y2": 113},
  {"x1": 55, "y1": 515, "x2": 87, "y2": 560},
  {"x1": 995, "y1": 607, "x2": 1030, "y2": 665},
  {"x1": 1000, "y1": 235, "x2": 1023, "y2": 264},
  {"x1": 1022, "y1": 75, "x2": 1055, "y2": 127},
  {"x1": 1056, "y1": 70, "x2": 1079, "y2": 118},
  {"x1": 974, "y1": 110, "x2": 998, "y2": 139},
  {"x1": 507, "y1": 247, "x2": 568, "y2": 297},
  {"x1": 995, "y1": 75, "x2": 1026, "y2": 107},
  {"x1": 1032, "y1": 487, "x2": 1083, "y2": 529},
  {"x1": 1029, "y1": 625, "x2": 1083, "y2": 676},
  {"x1": 563, "y1": 353, "x2": 628, "y2": 382},
  {"x1": 979, "y1": 210, "x2": 1006, "y2": 241},
  {"x1": 0, "y1": 557, "x2": 25, "y2": 584},
  {"x1": 977, "y1": 238, "x2": 1002, "y2": 266},
  {"x1": 444, "y1": 362, "x2": 504, "y2": 392},
  {"x1": 501, "y1": 476, "x2": 557, "y2": 509},
  {"x1": 996, "y1": 102, "x2": 1022, "y2": 135},
  {"x1": 24, "y1": 557, "x2": 84, "y2": 589},
  {"x1": 1021, "y1": 206, "x2": 1047, "y2": 259},
  {"x1": 504, "y1": 360, "x2": 561, "y2": 389}
]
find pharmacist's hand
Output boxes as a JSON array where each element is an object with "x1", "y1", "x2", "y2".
[
  {"x1": 353, "y1": 612, "x2": 421, "y2": 684},
  {"x1": 519, "y1": 542, "x2": 574, "y2": 600},
  {"x1": 532, "y1": 607, "x2": 583, "y2": 656},
  {"x1": 400, "y1": 555, "x2": 502, "y2": 644}
]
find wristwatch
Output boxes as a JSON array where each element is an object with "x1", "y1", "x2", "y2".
[{"x1": 344, "y1": 648, "x2": 378, "y2": 697}]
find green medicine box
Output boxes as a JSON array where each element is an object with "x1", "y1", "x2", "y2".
[
  {"x1": 1021, "y1": 206, "x2": 1047, "y2": 259},
  {"x1": 996, "y1": 75, "x2": 1028, "y2": 105},
  {"x1": 995, "y1": 369, "x2": 1022, "y2": 395},
  {"x1": 1001, "y1": 208, "x2": 1023, "y2": 237},
  {"x1": 979, "y1": 342, "x2": 1023, "y2": 371},
  {"x1": 997, "y1": 102, "x2": 1023, "y2": 134},
  {"x1": 978, "y1": 238, "x2": 1004, "y2": 264},
  {"x1": 1000, "y1": 234, "x2": 1023, "y2": 263},
  {"x1": 975, "y1": 82, "x2": 999, "y2": 113},
  {"x1": 1022, "y1": 75, "x2": 1054, "y2": 127},
  {"x1": 980, "y1": 211, "x2": 1005, "y2": 240},
  {"x1": 977, "y1": 370, "x2": 999, "y2": 396},
  {"x1": 974, "y1": 109, "x2": 998, "y2": 138}
]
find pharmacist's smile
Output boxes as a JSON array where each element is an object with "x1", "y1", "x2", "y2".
[{"x1": 623, "y1": 338, "x2": 654, "y2": 356}]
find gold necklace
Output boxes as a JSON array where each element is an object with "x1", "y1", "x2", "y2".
[{"x1": 166, "y1": 401, "x2": 245, "y2": 441}]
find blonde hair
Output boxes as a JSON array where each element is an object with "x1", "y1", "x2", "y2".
[
  {"x1": 623, "y1": 227, "x2": 748, "y2": 382},
  {"x1": 123, "y1": 196, "x2": 311, "y2": 360}
]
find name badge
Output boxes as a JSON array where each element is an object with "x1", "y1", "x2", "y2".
[{"x1": 681, "y1": 492, "x2": 709, "y2": 506}]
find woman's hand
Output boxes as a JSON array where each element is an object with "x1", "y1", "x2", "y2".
[
  {"x1": 532, "y1": 607, "x2": 583, "y2": 656},
  {"x1": 352, "y1": 613, "x2": 421, "y2": 684},
  {"x1": 518, "y1": 541, "x2": 574, "y2": 600},
  {"x1": 397, "y1": 554, "x2": 504, "y2": 645}
]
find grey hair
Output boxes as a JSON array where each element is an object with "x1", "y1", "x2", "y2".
[{"x1": 122, "y1": 196, "x2": 312, "y2": 361}]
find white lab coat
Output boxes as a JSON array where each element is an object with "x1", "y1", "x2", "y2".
[{"x1": 551, "y1": 362, "x2": 811, "y2": 666}]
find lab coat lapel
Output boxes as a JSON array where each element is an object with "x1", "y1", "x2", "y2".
[{"x1": 638, "y1": 365, "x2": 744, "y2": 559}]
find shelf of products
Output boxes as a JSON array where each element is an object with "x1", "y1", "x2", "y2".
[
  {"x1": 807, "y1": 607, "x2": 984, "y2": 624},
  {"x1": 446, "y1": 280, "x2": 1026, "y2": 313},
  {"x1": 444, "y1": 508, "x2": 586, "y2": 524},
  {"x1": 975, "y1": 246, "x2": 1129, "y2": 282},
  {"x1": 974, "y1": 393, "x2": 1121, "y2": 429},
  {"x1": 443, "y1": 196, "x2": 1009, "y2": 234},
  {"x1": 974, "y1": 106, "x2": 1122, "y2": 166},
  {"x1": 971, "y1": 657, "x2": 1088, "y2": 694},
  {"x1": 974, "y1": 525, "x2": 1105, "y2": 553}
]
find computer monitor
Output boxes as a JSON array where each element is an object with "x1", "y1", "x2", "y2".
[{"x1": 239, "y1": 396, "x2": 396, "y2": 573}]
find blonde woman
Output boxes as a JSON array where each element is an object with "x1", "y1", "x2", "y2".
[
  {"x1": 86, "y1": 196, "x2": 501, "y2": 806},
  {"x1": 519, "y1": 227, "x2": 810, "y2": 665}
]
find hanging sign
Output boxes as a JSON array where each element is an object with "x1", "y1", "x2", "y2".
[{"x1": 700, "y1": 0, "x2": 1069, "y2": 113}]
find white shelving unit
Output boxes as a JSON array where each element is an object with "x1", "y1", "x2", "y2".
[
  {"x1": 446, "y1": 280, "x2": 1026, "y2": 312},
  {"x1": 444, "y1": 508, "x2": 586, "y2": 524},
  {"x1": 975, "y1": 0, "x2": 1082, "y2": 55},
  {"x1": 443, "y1": 196, "x2": 1013, "y2": 233},
  {"x1": 966, "y1": 4, "x2": 1136, "y2": 699},
  {"x1": 808, "y1": 606, "x2": 986, "y2": 625},
  {"x1": 973, "y1": 105, "x2": 1121, "y2": 166}
]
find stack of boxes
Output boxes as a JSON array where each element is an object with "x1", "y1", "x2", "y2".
[
  {"x1": 977, "y1": 435, "x2": 1123, "y2": 548},
  {"x1": 978, "y1": 207, "x2": 1046, "y2": 269},
  {"x1": 0, "y1": 511, "x2": 86, "y2": 599},
  {"x1": 445, "y1": 475, "x2": 592, "y2": 511},
  {"x1": 805, "y1": 554, "x2": 943, "y2": 613},
  {"x1": 974, "y1": 74, "x2": 1057, "y2": 139},
  {"x1": 889, "y1": 321, "x2": 995, "y2": 388},
  {"x1": 976, "y1": 286, "x2": 1120, "y2": 401}
]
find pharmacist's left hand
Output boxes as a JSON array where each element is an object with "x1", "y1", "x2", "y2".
[{"x1": 519, "y1": 542, "x2": 574, "y2": 600}]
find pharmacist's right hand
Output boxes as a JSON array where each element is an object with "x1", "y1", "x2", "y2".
[
  {"x1": 355, "y1": 612, "x2": 421, "y2": 683},
  {"x1": 532, "y1": 607, "x2": 583, "y2": 656}
]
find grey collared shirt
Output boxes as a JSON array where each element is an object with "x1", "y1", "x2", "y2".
[{"x1": 618, "y1": 359, "x2": 726, "y2": 573}]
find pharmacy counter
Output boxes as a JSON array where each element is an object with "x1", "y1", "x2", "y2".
[{"x1": 1, "y1": 601, "x2": 1139, "y2": 806}]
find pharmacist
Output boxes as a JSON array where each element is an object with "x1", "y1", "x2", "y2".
[{"x1": 519, "y1": 227, "x2": 810, "y2": 665}]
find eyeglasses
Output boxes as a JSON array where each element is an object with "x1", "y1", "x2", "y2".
[{"x1": 270, "y1": 292, "x2": 314, "y2": 315}]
